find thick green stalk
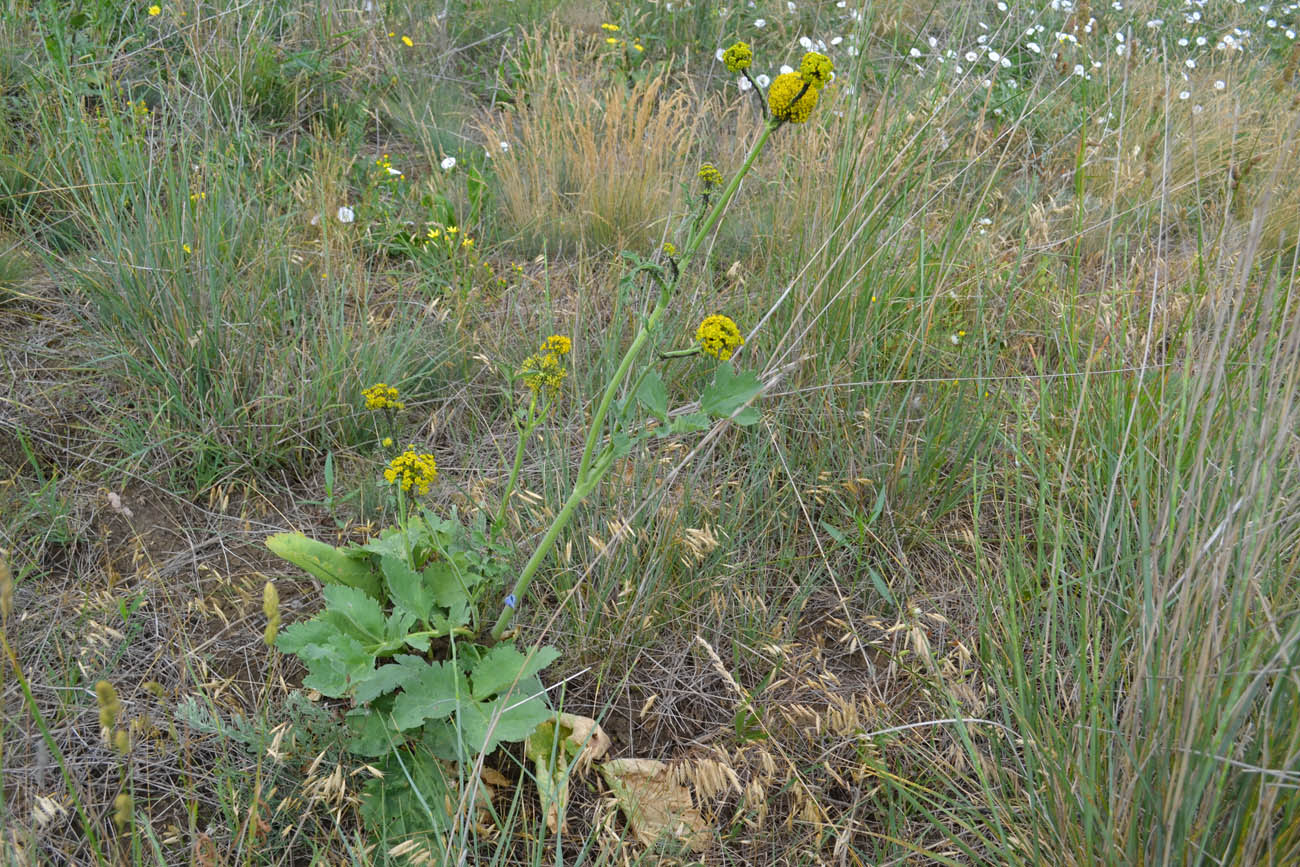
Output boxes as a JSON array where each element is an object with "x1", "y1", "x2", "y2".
[{"x1": 490, "y1": 119, "x2": 780, "y2": 640}]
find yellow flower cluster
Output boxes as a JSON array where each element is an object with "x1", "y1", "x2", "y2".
[
  {"x1": 768, "y1": 73, "x2": 818, "y2": 124},
  {"x1": 799, "y1": 52, "x2": 834, "y2": 89},
  {"x1": 384, "y1": 448, "x2": 439, "y2": 496},
  {"x1": 519, "y1": 349, "x2": 568, "y2": 401},
  {"x1": 423, "y1": 222, "x2": 475, "y2": 251},
  {"x1": 375, "y1": 153, "x2": 404, "y2": 180},
  {"x1": 539, "y1": 335, "x2": 572, "y2": 356},
  {"x1": 662, "y1": 241, "x2": 678, "y2": 257},
  {"x1": 697, "y1": 163, "x2": 724, "y2": 188},
  {"x1": 363, "y1": 383, "x2": 405, "y2": 411},
  {"x1": 697, "y1": 314, "x2": 744, "y2": 361},
  {"x1": 769, "y1": 52, "x2": 834, "y2": 124},
  {"x1": 722, "y1": 42, "x2": 753, "y2": 73}
]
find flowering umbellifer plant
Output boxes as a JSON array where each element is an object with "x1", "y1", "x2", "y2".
[{"x1": 264, "y1": 45, "x2": 829, "y2": 850}]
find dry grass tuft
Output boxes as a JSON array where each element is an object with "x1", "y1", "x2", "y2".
[{"x1": 480, "y1": 27, "x2": 706, "y2": 254}]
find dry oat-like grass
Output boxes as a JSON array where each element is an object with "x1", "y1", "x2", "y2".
[{"x1": 480, "y1": 27, "x2": 705, "y2": 253}]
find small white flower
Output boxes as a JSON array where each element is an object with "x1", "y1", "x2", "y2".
[
  {"x1": 831, "y1": 36, "x2": 843, "y2": 46},
  {"x1": 755, "y1": 18, "x2": 766, "y2": 28},
  {"x1": 1193, "y1": 104, "x2": 1204, "y2": 114},
  {"x1": 1027, "y1": 41, "x2": 1041, "y2": 53},
  {"x1": 787, "y1": 1, "x2": 796, "y2": 11},
  {"x1": 1073, "y1": 63, "x2": 1085, "y2": 75},
  {"x1": 738, "y1": 76, "x2": 752, "y2": 91},
  {"x1": 1178, "y1": 90, "x2": 1190, "y2": 100},
  {"x1": 988, "y1": 50, "x2": 1001, "y2": 62},
  {"x1": 780, "y1": 63, "x2": 794, "y2": 74},
  {"x1": 387, "y1": 166, "x2": 402, "y2": 176},
  {"x1": 716, "y1": 48, "x2": 726, "y2": 62},
  {"x1": 337, "y1": 206, "x2": 355, "y2": 223},
  {"x1": 1214, "y1": 79, "x2": 1226, "y2": 89},
  {"x1": 440, "y1": 156, "x2": 456, "y2": 171},
  {"x1": 310, "y1": 213, "x2": 321, "y2": 226},
  {"x1": 500, "y1": 140, "x2": 510, "y2": 151},
  {"x1": 1185, "y1": 58, "x2": 1196, "y2": 68},
  {"x1": 965, "y1": 50, "x2": 978, "y2": 62},
  {"x1": 910, "y1": 47, "x2": 922, "y2": 57},
  {"x1": 950, "y1": 333, "x2": 961, "y2": 344},
  {"x1": 799, "y1": 36, "x2": 813, "y2": 49},
  {"x1": 845, "y1": 45, "x2": 858, "y2": 57},
  {"x1": 756, "y1": 73, "x2": 771, "y2": 87}
]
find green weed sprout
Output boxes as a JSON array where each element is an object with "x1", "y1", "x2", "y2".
[{"x1": 262, "y1": 45, "x2": 830, "y2": 846}]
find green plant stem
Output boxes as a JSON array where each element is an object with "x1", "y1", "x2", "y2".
[
  {"x1": 490, "y1": 119, "x2": 779, "y2": 641},
  {"x1": 494, "y1": 398, "x2": 538, "y2": 534}
]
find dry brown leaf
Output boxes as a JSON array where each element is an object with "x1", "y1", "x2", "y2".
[{"x1": 599, "y1": 758, "x2": 710, "y2": 853}]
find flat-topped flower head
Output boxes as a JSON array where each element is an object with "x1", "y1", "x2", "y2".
[
  {"x1": 363, "y1": 382, "x2": 405, "y2": 411},
  {"x1": 540, "y1": 335, "x2": 572, "y2": 356},
  {"x1": 697, "y1": 162, "x2": 724, "y2": 188},
  {"x1": 723, "y1": 41, "x2": 753, "y2": 73},
  {"x1": 384, "y1": 448, "x2": 438, "y2": 496},
  {"x1": 661, "y1": 241, "x2": 678, "y2": 257},
  {"x1": 519, "y1": 351, "x2": 568, "y2": 401},
  {"x1": 799, "y1": 51, "x2": 834, "y2": 89},
  {"x1": 697, "y1": 314, "x2": 745, "y2": 361},
  {"x1": 768, "y1": 72, "x2": 818, "y2": 123}
]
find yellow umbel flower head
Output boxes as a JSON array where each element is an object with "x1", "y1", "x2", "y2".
[
  {"x1": 384, "y1": 448, "x2": 439, "y2": 496},
  {"x1": 768, "y1": 72, "x2": 819, "y2": 124},
  {"x1": 362, "y1": 382, "x2": 405, "y2": 411},
  {"x1": 697, "y1": 163, "x2": 724, "y2": 188},
  {"x1": 722, "y1": 42, "x2": 753, "y2": 73},
  {"x1": 697, "y1": 314, "x2": 745, "y2": 361},
  {"x1": 799, "y1": 51, "x2": 834, "y2": 89},
  {"x1": 519, "y1": 351, "x2": 567, "y2": 401},
  {"x1": 661, "y1": 241, "x2": 678, "y2": 257},
  {"x1": 539, "y1": 335, "x2": 572, "y2": 356}
]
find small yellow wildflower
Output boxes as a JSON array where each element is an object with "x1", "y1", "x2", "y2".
[
  {"x1": 427, "y1": 227, "x2": 441, "y2": 240},
  {"x1": 601, "y1": 22, "x2": 620, "y2": 31},
  {"x1": 189, "y1": 191, "x2": 205, "y2": 203},
  {"x1": 539, "y1": 335, "x2": 572, "y2": 356},
  {"x1": 147, "y1": 4, "x2": 161, "y2": 15},
  {"x1": 447, "y1": 225, "x2": 458, "y2": 235},
  {"x1": 697, "y1": 162, "x2": 724, "y2": 188},
  {"x1": 401, "y1": 35, "x2": 413, "y2": 47},
  {"x1": 362, "y1": 382, "x2": 405, "y2": 411},
  {"x1": 768, "y1": 72, "x2": 818, "y2": 124},
  {"x1": 722, "y1": 41, "x2": 753, "y2": 73},
  {"x1": 662, "y1": 241, "x2": 678, "y2": 257},
  {"x1": 182, "y1": 243, "x2": 192, "y2": 254},
  {"x1": 633, "y1": 41, "x2": 644, "y2": 52},
  {"x1": 697, "y1": 314, "x2": 744, "y2": 361},
  {"x1": 383, "y1": 448, "x2": 439, "y2": 496},
  {"x1": 461, "y1": 237, "x2": 473, "y2": 249},
  {"x1": 382, "y1": 436, "x2": 394, "y2": 447},
  {"x1": 606, "y1": 37, "x2": 622, "y2": 46},
  {"x1": 798, "y1": 51, "x2": 834, "y2": 89},
  {"x1": 519, "y1": 351, "x2": 567, "y2": 401}
]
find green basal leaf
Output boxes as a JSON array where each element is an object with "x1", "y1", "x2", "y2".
[
  {"x1": 319, "y1": 584, "x2": 386, "y2": 643},
  {"x1": 345, "y1": 707, "x2": 396, "y2": 757},
  {"x1": 382, "y1": 555, "x2": 434, "y2": 622},
  {"x1": 356, "y1": 527, "x2": 408, "y2": 562},
  {"x1": 390, "y1": 660, "x2": 470, "y2": 731},
  {"x1": 266, "y1": 532, "x2": 381, "y2": 599},
  {"x1": 423, "y1": 560, "x2": 472, "y2": 608},
  {"x1": 360, "y1": 745, "x2": 455, "y2": 840},
  {"x1": 701, "y1": 361, "x2": 763, "y2": 423},
  {"x1": 666, "y1": 411, "x2": 711, "y2": 435},
  {"x1": 636, "y1": 369, "x2": 669, "y2": 420},
  {"x1": 469, "y1": 643, "x2": 561, "y2": 701},
  {"x1": 454, "y1": 677, "x2": 554, "y2": 756},
  {"x1": 277, "y1": 623, "x2": 371, "y2": 698},
  {"x1": 352, "y1": 653, "x2": 427, "y2": 704}
]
